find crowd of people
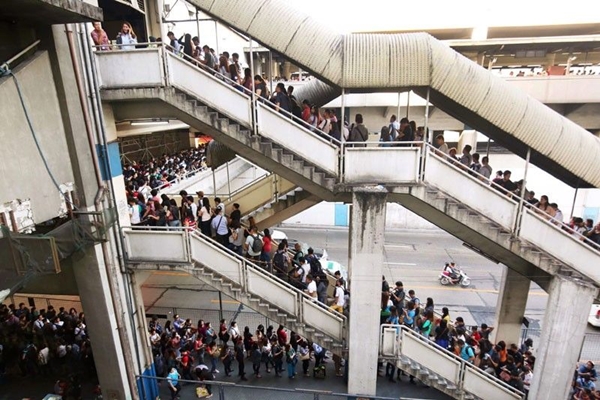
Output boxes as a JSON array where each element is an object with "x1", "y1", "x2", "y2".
[
  {"x1": 148, "y1": 315, "x2": 340, "y2": 399},
  {"x1": 0, "y1": 302, "x2": 97, "y2": 397},
  {"x1": 380, "y1": 277, "x2": 536, "y2": 394},
  {"x1": 123, "y1": 146, "x2": 206, "y2": 195}
]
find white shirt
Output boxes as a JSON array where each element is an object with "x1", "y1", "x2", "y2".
[
  {"x1": 523, "y1": 371, "x2": 533, "y2": 390},
  {"x1": 553, "y1": 209, "x2": 564, "y2": 226},
  {"x1": 129, "y1": 204, "x2": 141, "y2": 224},
  {"x1": 190, "y1": 203, "x2": 198, "y2": 219},
  {"x1": 245, "y1": 235, "x2": 262, "y2": 256},
  {"x1": 199, "y1": 206, "x2": 211, "y2": 222},
  {"x1": 301, "y1": 262, "x2": 309, "y2": 283},
  {"x1": 335, "y1": 286, "x2": 345, "y2": 307},
  {"x1": 307, "y1": 281, "x2": 317, "y2": 298}
]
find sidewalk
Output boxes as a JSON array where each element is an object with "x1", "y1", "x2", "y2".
[{"x1": 0, "y1": 360, "x2": 450, "y2": 400}]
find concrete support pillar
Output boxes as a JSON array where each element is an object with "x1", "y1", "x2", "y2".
[
  {"x1": 528, "y1": 276, "x2": 598, "y2": 400},
  {"x1": 282, "y1": 61, "x2": 291, "y2": 80},
  {"x1": 493, "y1": 267, "x2": 530, "y2": 345},
  {"x1": 73, "y1": 245, "x2": 137, "y2": 400},
  {"x1": 144, "y1": 0, "x2": 165, "y2": 40},
  {"x1": 347, "y1": 187, "x2": 387, "y2": 396},
  {"x1": 457, "y1": 130, "x2": 478, "y2": 154}
]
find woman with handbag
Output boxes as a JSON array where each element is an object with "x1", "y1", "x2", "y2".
[{"x1": 298, "y1": 341, "x2": 311, "y2": 377}]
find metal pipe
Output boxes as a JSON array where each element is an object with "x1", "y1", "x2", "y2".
[
  {"x1": 214, "y1": 20, "x2": 219, "y2": 55},
  {"x1": 486, "y1": 137, "x2": 491, "y2": 158},
  {"x1": 340, "y1": 88, "x2": 346, "y2": 143},
  {"x1": 396, "y1": 92, "x2": 401, "y2": 122},
  {"x1": 1, "y1": 40, "x2": 41, "y2": 68},
  {"x1": 226, "y1": 161, "x2": 231, "y2": 200},
  {"x1": 196, "y1": 8, "x2": 200, "y2": 43},
  {"x1": 406, "y1": 91, "x2": 410, "y2": 119},
  {"x1": 570, "y1": 182, "x2": 580, "y2": 219},
  {"x1": 249, "y1": 37, "x2": 257, "y2": 135},
  {"x1": 514, "y1": 147, "x2": 531, "y2": 236},
  {"x1": 269, "y1": 50, "x2": 273, "y2": 95},
  {"x1": 64, "y1": 26, "x2": 103, "y2": 189},
  {"x1": 78, "y1": 23, "x2": 141, "y2": 397},
  {"x1": 212, "y1": 168, "x2": 217, "y2": 197}
]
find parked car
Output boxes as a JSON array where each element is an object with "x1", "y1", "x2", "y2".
[{"x1": 588, "y1": 304, "x2": 600, "y2": 327}]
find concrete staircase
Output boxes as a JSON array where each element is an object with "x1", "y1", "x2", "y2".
[
  {"x1": 124, "y1": 228, "x2": 346, "y2": 355},
  {"x1": 103, "y1": 86, "x2": 338, "y2": 201},
  {"x1": 380, "y1": 325, "x2": 524, "y2": 400}
]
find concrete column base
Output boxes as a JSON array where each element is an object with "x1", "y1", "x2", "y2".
[
  {"x1": 347, "y1": 187, "x2": 387, "y2": 396},
  {"x1": 493, "y1": 267, "x2": 530, "y2": 345},
  {"x1": 528, "y1": 276, "x2": 598, "y2": 400}
]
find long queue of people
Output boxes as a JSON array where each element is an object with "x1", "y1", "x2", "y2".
[
  {"x1": 380, "y1": 277, "x2": 534, "y2": 395},
  {"x1": 148, "y1": 315, "x2": 339, "y2": 399}
]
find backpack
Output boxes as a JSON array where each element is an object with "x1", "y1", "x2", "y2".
[
  {"x1": 290, "y1": 95, "x2": 302, "y2": 120},
  {"x1": 309, "y1": 258, "x2": 323, "y2": 276},
  {"x1": 273, "y1": 251, "x2": 285, "y2": 272},
  {"x1": 251, "y1": 235, "x2": 263, "y2": 253}
]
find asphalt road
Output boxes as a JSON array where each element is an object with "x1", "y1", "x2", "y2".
[{"x1": 142, "y1": 226, "x2": 548, "y2": 332}]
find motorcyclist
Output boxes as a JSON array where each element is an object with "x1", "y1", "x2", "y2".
[{"x1": 444, "y1": 262, "x2": 460, "y2": 284}]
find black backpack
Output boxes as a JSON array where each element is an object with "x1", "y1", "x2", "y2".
[
  {"x1": 309, "y1": 258, "x2": 327, "y2": 283},
  {"x1": 273, "y1": 251, "x2": 286, "y2": 272},
  {"x1": 290, "y1": 95, "x2": 302, "y2": 120}
]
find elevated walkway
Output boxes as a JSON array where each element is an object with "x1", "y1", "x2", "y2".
[
  {"x1": 188, "y1": 0, "x2": 600, "y2": 189},
  {"x1": 95, "y1": 47, "x2": 600, "y2": 292},
  {"x1": 123, "y1": 227, "x2": 346, "y2": 355},
  {"x1": 379, "y1": 324, "x2": 524, "y2": 400}
]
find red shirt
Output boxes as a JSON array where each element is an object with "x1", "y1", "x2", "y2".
[
  {"x1": 262, "y1": 237, "x2": 272, "y2": 253},
  {"x1": 302, "y1": 106, "x2": 311, "y2": 122},
  {"x1": 277, "y1": 329, "x2": 287, "y2": 345}
]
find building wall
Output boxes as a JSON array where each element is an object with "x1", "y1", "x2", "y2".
[{"x1": 0, "y1": 51, "x2": 75, "y2": 223}]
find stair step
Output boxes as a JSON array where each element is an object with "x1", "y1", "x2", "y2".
[
  {"x1": 277, "y1": 313, "x2": 287, "y2": 317},
  {"x1": 231, "y1": 288, "x2": 242, "y2": 292},
  {"x1": 287, "y1": 318, "x2": 297, "y2": 323},
  {"x1": 304, "y1": 327, "x2": 316, "y2": 333}
]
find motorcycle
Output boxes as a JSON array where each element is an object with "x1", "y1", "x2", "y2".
[{"x1": 439, "y1": 264, "x2": 471, "y2": 287}]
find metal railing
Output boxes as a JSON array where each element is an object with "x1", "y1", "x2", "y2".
[
  {"x1": 93, "y1": 45, "x2": 600, "y2": 285},
  {"x1": 380, "y1": 324, "x2": 525, "y2": 399},
  {"x1": 122, "y1": 226, "x2": 346, "y2": 342},
  {"x1": 136, "y1": 374, "x2": 409, "y2": 400}
]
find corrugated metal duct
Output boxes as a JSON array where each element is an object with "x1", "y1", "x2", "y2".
[{"x1": 189, "y1": 0, "x2": 600, "y2": 188}]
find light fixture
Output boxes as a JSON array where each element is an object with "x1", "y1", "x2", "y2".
[{"x1": 130, "y1": 119, "x2": 170, "y2": 126}]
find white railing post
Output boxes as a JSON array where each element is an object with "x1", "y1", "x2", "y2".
[
  {"x1": 513, "y1": 146, "x2": 531, "y2": 237},
  {"x1": 241, "y1": 259, "x2": 248, "y2": 295},
  {"x1": 161, "y1": 45, "x2": 170, "y2": 87}
]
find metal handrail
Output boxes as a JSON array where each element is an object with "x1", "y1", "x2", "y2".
[
  {"x1": 135, "y1": 374, "x2": 403, "y2": 400},
  {"x1": 144, "y1": 43, "x2": 341, "y2": 147},
  {"x1": 123, "y1": 226, "x2": 347, "y2": 324},
  {"x1": 1, "y1": 40, "x2": 41, "y2": 70},
  {"x1": 153, "y1": 166, "x2": 207, "y2": 192},
  {"x1": 380, "y1": 324, "x2": 525, "y2": 399},
  {"x1": 423, "y1": 144, "x2": 600, "y2": 252}
]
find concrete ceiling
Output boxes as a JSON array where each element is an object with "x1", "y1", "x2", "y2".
[{"x1": 0, "y1": 0, "x2": 103, "y2": 24}]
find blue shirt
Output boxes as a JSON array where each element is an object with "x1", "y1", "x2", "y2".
[
  {"x1": 403, "y1": 309, "x2": 415, "y2": 326},
  {"x1": 211, "y1": 215, "x2": 228, "y2": 235},
  {"x1": 460, "y1": 345, "x2": 474, "y2": 361},
  {"x1": 167, "y1": 370, "x2": 180, "y2": 386}
]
